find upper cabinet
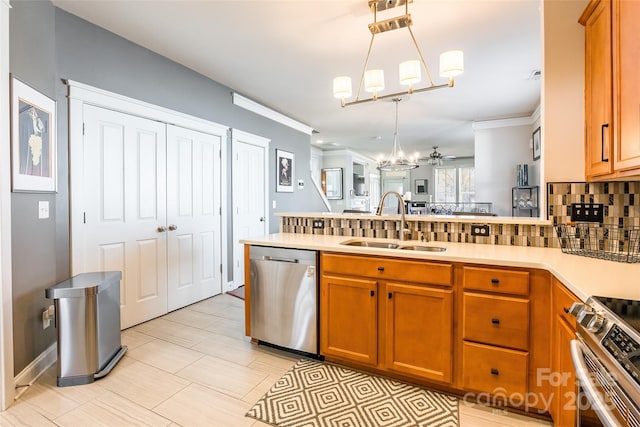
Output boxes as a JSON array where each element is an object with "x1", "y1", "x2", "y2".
[{"x1": 581, "y1": 0, "x2": 640, "y2": 180}]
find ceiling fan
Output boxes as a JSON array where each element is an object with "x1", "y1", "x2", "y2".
[{"x1": 422, "y1": 146, "x2": 459, "y2": 166}]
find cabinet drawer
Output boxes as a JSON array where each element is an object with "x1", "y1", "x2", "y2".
[
  {"x1": 463, "y1": 266, "x2": 529, "y2": 295},
  {"x1": 553, "y1": 278, "x2": 580, "y2": 330},
  {"x1": 462, "y1": 341, "x2": 528, "y2": 397},
  {"x1": 321, "y1": 253, "x2": 452, "y2": 286},
  {"x1": 463, "y1": 293, "x2": 530, "y2": 350}
]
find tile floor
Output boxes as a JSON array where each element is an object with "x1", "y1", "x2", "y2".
[{"x1": 2, "y1": 294, "x2": 553, "y2": 426}]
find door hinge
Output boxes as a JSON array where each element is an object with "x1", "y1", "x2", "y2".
[
  {"x1": 220, "y1": 264, "x2": 222, "y2": 274},
  {"x1": 83, "y1": 212, "x2": 86, "y2": 224},
  {"x1": 82, "y1": 123, "x2": 85, "y2": 135},
  {"x1": 219, "y1": 206, "x2": 222, "y2": 215},
  {"x1": 219, "y1": 150, "x2": 222, "y2": 159}
]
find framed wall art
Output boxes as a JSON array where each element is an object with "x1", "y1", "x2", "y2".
[
  {"x1": 10, "y1": 76, "x2": 57, "y2": 192},
  {"x1": 532, "y1": 126, "x2": 541, "y2": 161},
  {"x1": 276, "y1": 149, "x2": 294, "y2": 193}
]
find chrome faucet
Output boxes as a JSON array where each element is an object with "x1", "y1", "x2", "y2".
[{"x1": 376, "y1": 191, "x2": 410, "y2": 241}]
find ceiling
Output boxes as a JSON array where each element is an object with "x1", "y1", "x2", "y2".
[{"x1": 51, "y1": 0, "x2": 542, "y2": 161}]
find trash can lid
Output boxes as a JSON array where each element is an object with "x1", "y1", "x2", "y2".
[{"x1": 45, "y1": 271, "x2": 122, "y2": 299}]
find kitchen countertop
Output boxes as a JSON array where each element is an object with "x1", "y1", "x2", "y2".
[{"x1": 241, "y1": 233, "x2": 640, "y2": 302}]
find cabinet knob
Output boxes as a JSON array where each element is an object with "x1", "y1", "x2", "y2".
[
  {"x1": 370, "y1": 290, "x2": 375, "y2": 297},
  {"x1": 388, "y1": 292, "x2": 392, "y2": 299},
  {"x1": 490, "y1": 368, "x2": 500, "y2": 376},
  {"x1": 377, "y1": 266, "x2": 385, "y2": 272},
  {"x1": 490, "y1": 278, "x2": 499, "y2": 285},
  {"x1": 491, "y1": 318, "x2": 500, "y2": 325}
]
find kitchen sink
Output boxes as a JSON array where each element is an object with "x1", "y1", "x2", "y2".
[
  {"x1": 340, "y1": 240, "x2": 400, "y2": 249},
  {"x1": 398, "y1": 245, "x2": 446, "y2": 252},
  {"x1": 339, "y1": 239, "x2": 446, "y2": 252}
]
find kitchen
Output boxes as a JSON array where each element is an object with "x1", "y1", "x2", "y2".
[{"x1": 1, "y1": 0, "x2": 639, "y2": 426}]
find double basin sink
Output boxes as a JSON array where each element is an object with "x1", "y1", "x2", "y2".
[{"x1": 340, "y1": 239, "x2": 446, "y2": 252}]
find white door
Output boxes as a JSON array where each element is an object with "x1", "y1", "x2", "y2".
[
  {"x1": 166, "y1": 125, "x2": 222, "y2": 310},
  {"x1": 232, "y1": 130, "x2": 269, "y2": 289},
  {"x1": 83, "y1": 105, "x2": 168, "y2": 329}
]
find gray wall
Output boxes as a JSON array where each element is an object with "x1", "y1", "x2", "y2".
[
  {"x1": 10, "y1": 0, "x2": 61, "y2": 376},
  {"x1": 9, "y1": 0, "x2": 325, "y2": 374},
  {"x1": 475, "y1": 125, "x2": 537, "y2": 216}
]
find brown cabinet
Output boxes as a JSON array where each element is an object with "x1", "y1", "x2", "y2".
[
  {"x1": 318, "y1": 253, "x2": 551, "y2": 414},
  {"x1": 550, "y1": 278, "x2": 580, "y2": 426},
  {"x1": 385, "y1": 282, "x2": 453, "y2": 383},
  {"x1": 462, "y1": 341, "x2": 528, "y2": 398},
  {"x1": 320, "y1": 253, "x2": 454, "y2": 384},
  {"x1": 320, "y1": 274, "x2": 378, "y2": 366},
  {"x1": 461, "y1": 266, "x2": 533, "y2": 406},
  {"x1": 463, "y1": 292, "x2": 530, "y2": 351},
  {"x1": 581, "y1": 0, "x2": 640, "y2": 180}
]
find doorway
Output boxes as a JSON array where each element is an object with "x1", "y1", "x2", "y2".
[{"x1": 231, "y1": 129, "x2": 269, "y2": 290}]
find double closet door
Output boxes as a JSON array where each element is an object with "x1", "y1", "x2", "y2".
[{"x1": 80, "y1": 105, "x2": 222, "y2": 328}]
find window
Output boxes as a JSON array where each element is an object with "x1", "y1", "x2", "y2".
[{"x1": 434, "y1": 166, "x2": 475, "y2": 203}]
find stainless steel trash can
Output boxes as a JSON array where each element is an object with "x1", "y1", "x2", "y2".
[{"x1": 45, "y1": 271, "x2": 127, "y2": 387}]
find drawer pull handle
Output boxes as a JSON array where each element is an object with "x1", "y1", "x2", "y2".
[
  {"x1": 490, "y1": 368, "x2": 500, "y2": 376},
  {"x1": 370, "y1": 290, "x2": 375, "y2": 297},
  {"x1": 377, "y1": 266, "x2": 385, "y2": 272},
  {"x1": 563, "y1": 307, "x2": 570, "y2": 314},
  {"x1": 388, "y1": 292, "x2": 392, "y2": 299},
  {"x1": 491, "y1": 318, "x2": 500, "y2": 325},
  {"x1": 490, "y1": 278, "x2": 499, "y2": 285}
]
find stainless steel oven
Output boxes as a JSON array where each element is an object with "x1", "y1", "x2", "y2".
[{"x1": 570, "y1": 297, "x2": 640, "y2": 427}]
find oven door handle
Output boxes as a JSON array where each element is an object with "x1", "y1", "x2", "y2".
[{"x1": 570, "y1": 340, "x2": 621, "y2": 427}]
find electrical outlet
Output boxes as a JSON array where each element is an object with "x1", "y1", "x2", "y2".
[
  {"x1": 312, "y1": 219, "x2": 325, "y2": 229},
  {"x1": 571, "y1": 203, "x2": 604, "y2": 223},
  {"x1": 42, "y1": 304, "x2": 55, "y2": 330},
  {"x1": 42, "y1": 309, "x2": 50, "y2": 329},
  {"x1": 471, "y1": 224, "x2": 490, "y2": 237}
]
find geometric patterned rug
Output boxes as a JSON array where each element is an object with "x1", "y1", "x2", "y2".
[{"x1": 246, "y1": 359, "x2": 459, "y2": 427}]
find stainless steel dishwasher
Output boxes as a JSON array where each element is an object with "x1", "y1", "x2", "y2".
[{"x1": 249, "y1": 246, "x2": 318, "y2": 354}]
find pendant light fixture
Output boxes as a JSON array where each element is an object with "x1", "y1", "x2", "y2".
[
  {"x1": 377, "y1": 98, "x2": 418, "y2": 172},
  {"x1": 333, "y1": 0, "x2": 464, "y2": 108}
]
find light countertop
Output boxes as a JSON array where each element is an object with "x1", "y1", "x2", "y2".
[{"x1": 241, "y1": 233, "x2": 640, "y2": 302}]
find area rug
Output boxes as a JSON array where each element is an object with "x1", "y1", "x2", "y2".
[
  {"x1": 226, "y1": 285, "x2": 244, "y2": 300},
  {"x1": 246, "y1": 359, "x2": 459, "y2": 427}
]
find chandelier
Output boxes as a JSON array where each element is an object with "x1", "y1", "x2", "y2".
[
  {"x1": 333, "y1": 0, "x2": 464, "y2": 108},
  {"x1": 425, "y1": 146, "x2": 444, "y2": 166},
  {"x1": 377, "y1": 98, "x2": 418, "y2": 172}
]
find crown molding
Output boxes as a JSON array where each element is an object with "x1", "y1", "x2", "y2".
[
  {"x1": 471, "y1": 106, "x2": 541, "y2": 130},
  {"x1": 232, "y1": 93, "x2": 314, "y2": 135}
]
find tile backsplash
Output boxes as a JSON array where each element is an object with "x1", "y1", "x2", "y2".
[{"x1": 280, "y1": 181, "x2": 640, "y2": 249}]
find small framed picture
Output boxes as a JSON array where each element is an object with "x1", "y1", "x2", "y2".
[
  {"x1": 10, "y1": 76, "x2": 57, "y2": 192},
  {"x1": 415, "y1": 179, "x2": 428, "y2": 194},
  {"x1": 276, "y1": 149, "x2": 294, "y2": 193},
  {"x1": 532, "y1": 126, "x2": 541, "y2": 161}
]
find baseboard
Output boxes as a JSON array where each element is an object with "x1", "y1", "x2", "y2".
[{"x1": 13, "y1": 342, "x2": 56, "y2": 399}]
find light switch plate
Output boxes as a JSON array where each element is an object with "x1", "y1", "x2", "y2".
[{"x1": 38, "y1": 201, "x2": 49, "y2": 219}]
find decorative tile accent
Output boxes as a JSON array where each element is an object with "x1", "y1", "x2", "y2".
[{"x1": 281, "y1": 181, "x2": 640, "y2": 249}]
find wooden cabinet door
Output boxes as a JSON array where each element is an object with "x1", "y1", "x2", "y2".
[
  {"x1": 385, "y1": 283, "x2": 453, "y2": 383},
  {"x1": 552, "y1": 316, "x2": 578, "y2": 427},
  {"x1": 614, "y1": 0, "x2": 640, "y2": 172},
  {"x1": 320, "y1": 275, "x2": 378, "y2": 365},
  {"x1": 584, "y1": 0, "x2": 614, "y2": 178}
]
